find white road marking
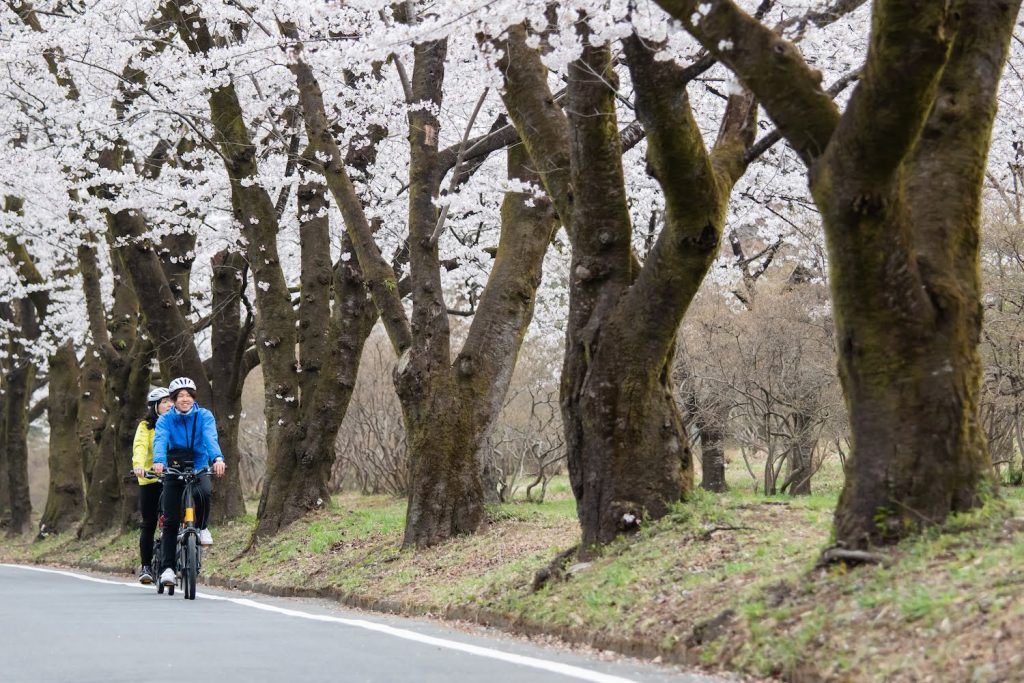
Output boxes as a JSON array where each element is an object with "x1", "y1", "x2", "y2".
[{"x1": 1, "y1": 564, "x2": 640, "y2": 683}]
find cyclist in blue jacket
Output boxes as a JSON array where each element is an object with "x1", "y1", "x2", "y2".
[{"x1": 152, "y1": 376, "x2": 226, "y2": 587}]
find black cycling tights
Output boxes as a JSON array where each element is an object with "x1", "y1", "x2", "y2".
[
  {"x1": 138, "y1": 482, "x2": 162, "y2": 567},
  {"x1": 160, "y1": 473, "x2": 212, "y2": 570}
]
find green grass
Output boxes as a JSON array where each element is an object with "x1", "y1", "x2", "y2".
[{"x1": 5, "y1": 461, "x2": 1024, "y2": 683}]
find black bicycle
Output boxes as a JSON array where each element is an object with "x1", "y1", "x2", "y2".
[{"x1": 144, "y1": 465, "x2": 209, "y2": 600}]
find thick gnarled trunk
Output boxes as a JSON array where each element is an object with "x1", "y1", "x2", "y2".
[
  {"x1": 499, "y1": 32, "x2": 754, "y2": 552},
  {"x1": 281, "y1": 21, "x2": 560, "y2": 547},
  {"x1": 253, "y1": 236, "x2": 377, "y2": 539},
  {"x1": 569, "y1": 340, "x2": 692, "y2": 549},
  {"x1": 77, "y1": 345, "x2": 105, "y2": 491},
  {"x1": 833, "y1": 334, "x2": 985, "y2": 541},
  {"x1": 651, "y1": 0, "x2": 1020, "y2": 548},
  {"x1": 400, "y1": 392, "x2": 483, "y2": 547},
  {"x1": 395, "y1": 37, "x2": 486, "y2": 547},
  {"x1": 208, "y1": 250, "x2": 249, "y2": 523},
  {"x1": 79, "y1": 340, "x2": 153, "y2": 537},
  {"x1": 823, "y1": 5, "x2": 1014, "y2": 545},
  {"x1": 3, "y1": 300, "x2": 38, "y2": 536},
  {"x1": 39, "y1": 342, "x2": 85, "y2": 536}
]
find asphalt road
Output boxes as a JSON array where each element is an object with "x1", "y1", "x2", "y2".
[{"x1": 0, "y1": 564, "x2": 722, "y2": 683}]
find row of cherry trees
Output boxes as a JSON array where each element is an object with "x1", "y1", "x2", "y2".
[{"x1": 2, "y1": 0, "x2": 1022, "y2": 556}]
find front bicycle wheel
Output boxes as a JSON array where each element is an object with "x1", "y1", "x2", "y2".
[{"x1": 184, "y1": 534, "x2": 198, "y2": 600}]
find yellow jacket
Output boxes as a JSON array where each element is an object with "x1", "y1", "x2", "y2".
[{"x1": 132, "y1": 420, "x2": 158, "y2": 486}]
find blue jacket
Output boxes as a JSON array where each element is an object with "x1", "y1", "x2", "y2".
[{"x1": 153, "y1": 404, "x2": 224, "y2": 470}]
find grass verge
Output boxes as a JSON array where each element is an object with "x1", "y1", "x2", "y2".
[{"x1": 3, "y1": 468, "x2": 1023, "y2": 683}]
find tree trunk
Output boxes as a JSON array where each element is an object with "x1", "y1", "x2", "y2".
[
  {"x1": 393, "y1": 37, "x2": 487, "y2": 548},
  {"x1": 699, "y1": 405, "x2": 731, "y2": 493},
  {"x1": 39, "y1": 342, "x2": 85, "y2": 536},
  {"x1": 499, "y1": 28, "x2": 756, "y2": 553},
  {"x1": 401, "y1": 144, "x2": 558, "y2": 547},
  {"x1": 782, "y1": 410, "x2": 814, "y2": 496},
  {"x1": 283, "y1": 22, "x2": 557, "y2": 547},
  {"x1": 0, "y1": 413, "x2": 8, "y2": 529},
  {"x1": 252, "y1": 235, "x2": 377, "y2": 538},
  {"x1": 77, "y1": 230, "x2": 142, "y2": 538},
  {"x1": 826, "y1": 5, "x2": 1015, "y2": 545},
  {"x1": 561, "y1": 44, "x2": 696, "y2": 543},
  {"x1": 207, "y1": 249, "x2": 249, "y2": 523},
  {"x1": 0, "y1": 307, "x2": 11, "y2": 529},
  {"x1": 79, "y1": 339, "x2": 152, "y2": 538},
  {"x1": 3, "y1": 299, "x2": 38, "y2": 536},
  {"x1": 654, "y1": 0, "x2": 1021, "y2": 548},
  {"x1": 77, "y1": 344, "x2": 105, "y2": 490},
  {"x1": 253, "y1": 167, "x2": 339, "y2": 533},
  {"x1": 401, "y1": 392, "x2": 485, "y2": 547}
]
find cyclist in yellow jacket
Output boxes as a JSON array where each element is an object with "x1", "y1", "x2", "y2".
[{"x1": 132, "y1": 387, "x2": 173, "y2": 584}]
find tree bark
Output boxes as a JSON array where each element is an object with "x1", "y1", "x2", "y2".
[
  {"x1": 699, "y1": 405, "x2": 731, "y2": 493},
  {"x1": 252, "y1": 210, "x2": 377, "y2": 538},
  {"x1": 207, "y1": 250, "x2": 249, "y2": 522},
  {"x1": 501, "y1": 28, "x2": 755, "y2": 552},
  {"x1": 77, "y1": 344, "x2": 105, "y2": 490},
  {"x1": 77, "y1": 237, "x2": 145, "y2": 537},
  {"x1": 39, "y1": 341, "x2": 85, "y2": 536},
  {"x1": 655, "y1": 0, "x2": 1022, "y2": 546},
  {"x1": 3, "y1": 299, "x2": 38, "y2": 536},
  {"x1": 782, "y1": 410, "x2": 815, "y2": 496}
]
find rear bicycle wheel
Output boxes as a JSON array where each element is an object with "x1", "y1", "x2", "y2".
[
  {"x1": 153, "y1": 538, "x2": 163, "y2": 594},
  {"x1": 184, "y1": 534, "x2": 198, "y2": 600}
]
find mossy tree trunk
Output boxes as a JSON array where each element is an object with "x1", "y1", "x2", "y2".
[
  {"x1": 392, "y1": 38, "x2": 488, "y2": 547},
  {"x1": 2, "y1": 298, "x2": 38, "y2": 536},
  {"x1": 2, "y1": 196, "x2": 51, "y2": 536},
  {"x1": 39, "y1": 341, "x2": 85, "y2": 536},
  {"x1": 0, "y1": 339, "x2": 8, "y2": 530},
  {"x1": 174, "y1": 7, "x2": 383, "y2": 541},
  {"x1": 282, "y1": 23, "x2": 561, "y2": 548},
  {"x1": 500, "y1": 27, "x2": 756, "y2": 552},
  {"x1": 76, "y1": 234, "x2": 146, "y2": 538},
  {"x1": 207, "y1": 249, "x2": 251, "y2": 523},
  {"x1": 77, "y1": 345, "x2": 105, "y2": 492},
  {"x1": 655, "y1": 0, "x2": 1022, "y2": 547},
  {"x1": 251, "y1": 171, "x2": 377, "y2": 539}
]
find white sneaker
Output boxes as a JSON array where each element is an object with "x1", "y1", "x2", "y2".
[
  {"x1": 160, "y1": 568, "x2": 176, "y2": 586},
  {"x1": 198, "y1": 528, "x2": 213, "y2": 546}
]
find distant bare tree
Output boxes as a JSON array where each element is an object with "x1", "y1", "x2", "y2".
[
  {"x1": 979, "y1": 210, "x2": 1024, "y2": 483},
  {"x1": 679, "y1": 270, "x2": 844, "y2": 496}
]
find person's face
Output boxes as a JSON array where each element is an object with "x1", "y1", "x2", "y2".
[
  {"x1": 174, "y1": 391, "x2": 194, "y2": 413},
  {"x1": 157, "y1": 397, "x2": 173, "y2": 415}
]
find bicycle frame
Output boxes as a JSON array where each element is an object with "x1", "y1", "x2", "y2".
[{"x1": 145, "y1": 465, "x2": 209, "y2": 599}]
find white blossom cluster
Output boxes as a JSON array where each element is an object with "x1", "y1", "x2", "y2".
[{"x1": 0, "y1": 0, "x2": 1020, "y2": 378}]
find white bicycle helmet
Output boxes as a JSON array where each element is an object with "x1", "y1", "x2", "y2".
[
  {"x1": 147, "y1": 387, "x2": 170, "y2": 404},
  {"x1": 168, "y1": 376, "x2": 197, "y2": 396}
]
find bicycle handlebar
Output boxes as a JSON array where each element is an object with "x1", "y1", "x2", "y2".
[{"x1": 137, "y1": 467, "x2": 211, "y2": 480}]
